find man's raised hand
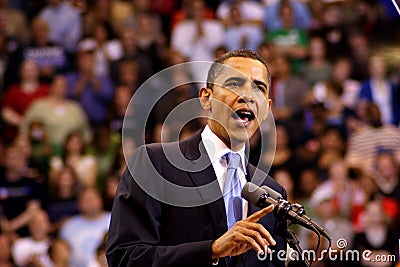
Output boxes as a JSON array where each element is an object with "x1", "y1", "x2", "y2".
[{"x1": 211, "y1": 204, "x2": 276, "y2": 259}]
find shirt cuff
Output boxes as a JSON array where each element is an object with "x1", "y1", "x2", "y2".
[{"x1": 212, "y1": 258, "x2": 219, "y2": 265}]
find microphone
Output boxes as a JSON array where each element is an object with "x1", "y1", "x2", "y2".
[{"x1": 241, "y1": 182, "x2": 331, "y2": 240}]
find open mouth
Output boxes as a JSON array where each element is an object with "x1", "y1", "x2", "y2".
[{"x1": 232, "y1": 108, "x2": 255, "y2": 125}]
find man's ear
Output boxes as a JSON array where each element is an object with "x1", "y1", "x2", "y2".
[
  {"x1": 199, "y1": 87, "x2": 212, "y2": 111},
  {"x1": 263, "y1": 99, "x2": 272, "y2": 121}
]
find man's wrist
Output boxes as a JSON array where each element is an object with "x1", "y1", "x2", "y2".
[{"x1": 211, "y1": 240, "x2": 220, "y2": 265}]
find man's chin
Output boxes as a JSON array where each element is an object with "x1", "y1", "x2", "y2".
[{"x1": 228, "y1": 130, "x2": 254, "y2": 148}]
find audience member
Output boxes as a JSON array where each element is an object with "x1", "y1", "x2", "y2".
[
  {"x1": 359, "y1": 54, "x2": 400, "y2": 125},
  {"x1": 110, "y1": 26, "x2": 156, "y2": 86},
  {"x1": 0, "y1": 145, "x2": 44, "y2": 237},
  {"x1": 107, "y1": 84, "x2": 133, "y2": 135},
  {"x1": 307, "y1": 0, "x2": 325, "y2": 31},
  {"x1": 21, "y1": 75, "x2": 92, "y2": 152},
  {"x1": 111, "y1": 59, "x2": 139, "y2": 90},
  {"x1": 0, "y1": 233, "x2": 13, "y2": 267},
  {"x1": 23, "y1": 17, "x2": 68, "y2": 83},
  {"x1": 0, "y1": 0, "x2": 29, "y2": 44},
  {"x1": 124, "y1": 0, "x2": 165, "y2": 52},
  {"x1": 48, "y1": 238, "x2": 71, "y2": 267},
  {"x1": 87, "y1": 124, "x2": 120, "y2": 189},
  {"x1": 47, "y1": 165, "x2": 80, "y2": 229},
  {"x1": 260, "y1": 122, "x2": 299, "y2": 180},
  {"x1": 317, "y1": 126, "x2": 346, "y2": 177},
  {"x1": 101, "y1": 173, "x2": 119, "y2": 212},
  {"x1": 266, "y1": 1, "x2": 309, "y2": 74},
  {"x1": 272, "y1": 169, "x2": 295, "y2": 203},
  {"x1": 300, "y1": 36, "x2": 331, "y2": 85},
  {"x1": 308, "y1": 180, "x2": 354, "y2": 249},
  {"x1": 264, "y1": 0, "x2": 312, "y2": 30},
  {"x1": 49, "y1": 131, "x2": 97, "y2": 188},
  {"x1": 257, "y1": 41, "x2": 275, "y2": 64},
  {"x1": 347, "y1": 31, "x2": 371, "y2": 81},
  {"x1": 298, "y1": 167, "x2": 321, "y2": 200},
  {"x1": 39, "y1": 0, "x2": 82, "y2": 53},
  {"x1": 1, "y1": 59, "x2": 49, "y2": 143},
  {"x1": 82, "y1": 0, "x2": 132, "y2": 38},
  {"x1": 59, "y1": 187, "x2": 110, "y2": 267},
  {"x1": 21, "y1": 121, "x2": 50, "y2": 179},
  {"x1": 346, "y1": 103, "x2": 400, "y2": 174},
  {"x1": 312, "y1": 160, "x2": 366, "y2": 219},
  {"x1": 11, "y1": 209, "x2": 53, "y2": 267},
  {"x1": 124, "y1": 0, "x2": 161, "y2": 32},
  {"x1": 12, "y1": 134, "x2": 46, "y2": 182},
  {"x1": 110, "y1": 143, "x2": 131, "y2": 179},
  {"x1": 79, "y1": 21, "x2": 123, "y2": 78},
  {"x1": 216, "y1": 0, "x2": 264, "y2": 51},
  {"x1": 353, "y1": 200, "x2": 399, "y2": 267},
  {"x1": 372, "y1": 152, "x2": 400, "y2": 203},
  {"x1": 151, "y1": 56, "x2": 200, "y2": 142},
  {"x1": 171, "y1": 0, "x2": 224, "y2": 63},
  {"x1": 312, "y1": 57, "x2": 361, "y2": 111},
  {"x1": 129, "y1": 11, "x2": 165, "y2": 69},
  {"x1": 0, "y1": 30, "x2": 24, "y2": 90},
  {"x1": 0, "y1": 32, "x2": 9, "y2": 90},
  {"x1": 312, "y1": 3, "x2": 349, "y2": 59},
  {"x1": 311, "y1": 3, "x2": 350, "y2": 60},
  {"x1": 66, "y1": 42, "x2": 114, "y2": 126},
  {"x1": 269, "y1": 54, "x2": 309, "y2": 135},
  {"x1": 169, "y1": 0, "x2": 214, "y2": 32},
  {"x1": 310, "y1": 79, "x2": 353, "y2": 130},
  {"x1": 88, "y1": 233, "x2": 108, "y2": 267}
]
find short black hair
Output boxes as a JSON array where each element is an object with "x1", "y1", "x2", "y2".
[{"x1": 206, "y1": 49, "x2": 271, "y2": 92}]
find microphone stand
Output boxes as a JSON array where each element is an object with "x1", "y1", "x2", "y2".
[
  {"x1": 277, "y1": 202, "x2": 313, "y2": 267},
  {"x1": 286, "y1": 229, "x2": 311, "y2": 267}
]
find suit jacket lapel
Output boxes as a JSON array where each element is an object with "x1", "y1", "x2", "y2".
[{"x1": 182, "y1": 131, "x2": 228, "y2": 237}]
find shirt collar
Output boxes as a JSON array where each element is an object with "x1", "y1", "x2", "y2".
[{"x1": 201, "y1": 125, "x2": 247, "y2": 174}]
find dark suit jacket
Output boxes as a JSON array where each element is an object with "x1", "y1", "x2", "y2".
[
  {"x1": 106, "y1": 131, "x2": 288, "y2": 267},
  {"x1": 359, "y1": 80, "x2": 400, "y2": 125}
]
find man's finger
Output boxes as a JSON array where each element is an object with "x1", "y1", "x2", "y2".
[{"x1": 245, "y1": 204, "x2": 274, "y2": 222}]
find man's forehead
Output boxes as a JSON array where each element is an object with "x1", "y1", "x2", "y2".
[{"x1": 215, "y1": 57, "x2": 268, "y2": 82}]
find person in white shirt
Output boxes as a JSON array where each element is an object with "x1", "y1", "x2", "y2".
[
  {"x1": 12, "y1": 210, "x2": 53, "y2": 267},
  {"x1": 59, "y1": 188, "x2": 110, "y2": 267},
  {"x1": 216, "y1": 0, "x2": 265, "y2": 51},
  {"x1": 171, "y1": 0, "x2": 224, "y2": 63}
]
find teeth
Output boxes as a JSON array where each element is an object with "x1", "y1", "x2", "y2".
[{"x1": 236, "y1": 110, "x2": 253, "y2": 114}]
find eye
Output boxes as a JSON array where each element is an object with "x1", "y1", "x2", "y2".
[
  {"x1": 227, "y1": 80, "x2": 241, "y2": 88},
  {"x1": 253, "y1": 82, "x2": 267, "y2": 93},
  {"x1": 253, "y1": 84, "x2": 266, "y2": 92},
  {"x1": 257, "y1": 86, "x2": 266, "y2": 92}
]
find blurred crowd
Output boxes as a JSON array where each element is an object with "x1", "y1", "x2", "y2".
[{"x1": 0, "y1": 0, "x2": 399, "y2": 266}]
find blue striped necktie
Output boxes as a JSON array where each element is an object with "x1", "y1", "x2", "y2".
[{"x1": 223, "y1": 152, "x2": 243, "y2": 230}]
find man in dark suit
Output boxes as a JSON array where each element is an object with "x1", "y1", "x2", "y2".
[{"x1": 106, "y1": 49, "x2": 288, "y2": 266}]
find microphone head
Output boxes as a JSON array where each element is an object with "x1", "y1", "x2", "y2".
[
  {"x1": 261, "y1": 185, "x2": 282, "y2": 200},
  {"x1": 241, "y1": 182, "x2": 267, "y2": 205}
]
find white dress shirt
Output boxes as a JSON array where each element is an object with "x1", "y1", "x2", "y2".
[{"x1": 201, "y1": 125, "x2": 248, "y2": 220}]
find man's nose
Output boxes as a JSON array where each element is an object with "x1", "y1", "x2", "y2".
[{"x1": 238, "y1": 85, "x2": 255, "y2": 104}]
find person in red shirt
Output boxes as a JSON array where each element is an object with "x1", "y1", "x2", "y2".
[{"x1": 1, "y1": 59, "x2": 49, "y2": 143}]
